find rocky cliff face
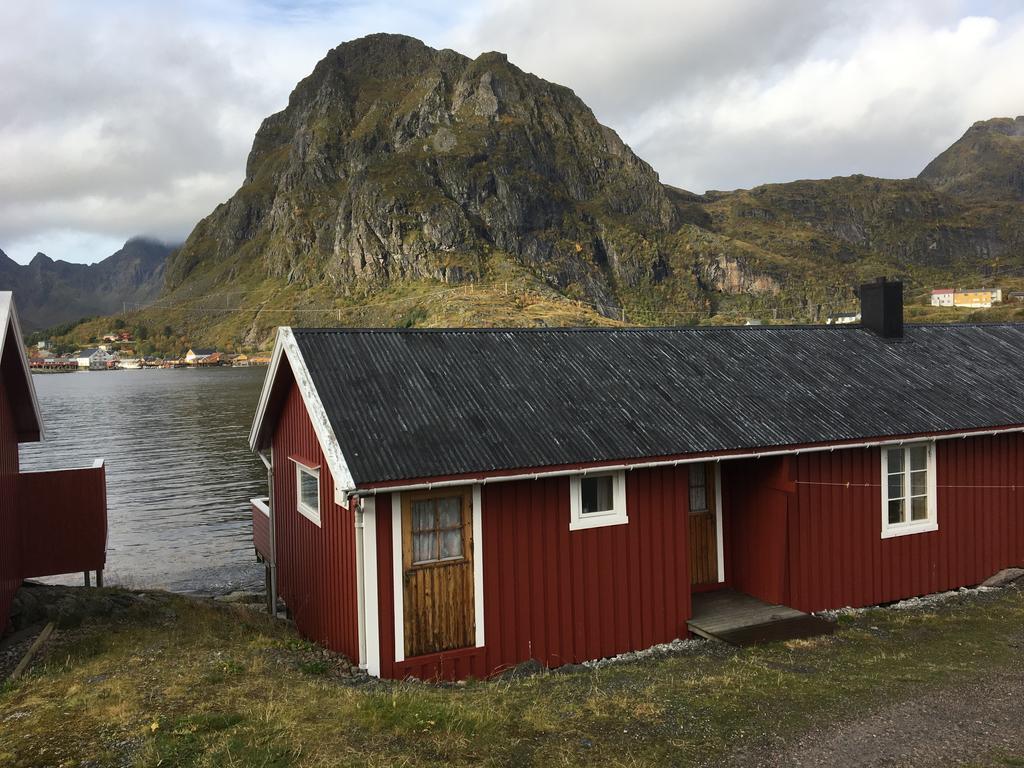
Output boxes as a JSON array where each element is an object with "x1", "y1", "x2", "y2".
[
  {"x1": 166, "y1": 34, "x2": 679, "y2": 315},
  {"x1": 0, "y1": 238, "x2": 172, "y2": 331},
  {"x1": 919, "y1": 117, "x2": 1024, "y2": 200}
]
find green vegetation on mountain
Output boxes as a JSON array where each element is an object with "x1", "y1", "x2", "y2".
[{"x1": 48, "y1": 35, "x2": 1024, "y2": 350}]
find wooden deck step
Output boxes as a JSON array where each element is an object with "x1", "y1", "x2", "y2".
[{"x1": 688, "y1": 589, "x2": 836, "y2": 646}]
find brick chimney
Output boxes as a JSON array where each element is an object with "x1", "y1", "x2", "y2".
[{"x1": 859, "y1": 277, "x2": 903, "y2": 338}]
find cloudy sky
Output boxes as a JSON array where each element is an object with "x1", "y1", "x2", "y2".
[{"x1": 2, "y1": 0, "x2": 1022, "y2": 264}]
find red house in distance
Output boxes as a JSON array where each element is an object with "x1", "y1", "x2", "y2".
[
  {"x1": 249, "y1": 279, "x2": 1024, "y2": 681},
  {"x1": 0, "y1": 292, "x2": 108, "y2": 633}
]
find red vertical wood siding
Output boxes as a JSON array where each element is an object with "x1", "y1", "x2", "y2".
[
  {"x1": 482, "y1": 469, "x2": 690, "y2": 674},
  {"x1": 727, "y1": 457, "x2": 792, "y2": 605},
  {"x1": 0, "y1": 378, "x2": 21, "y2": 633},
  {"x1": 19, "y1": 465, "x2": 107, "y2": 578},
  {"x1": 272, "y1": 382, "x2": 359, "y2": 661},
  {"x1": 785, "y1": 436, "x2": 1024, "y2": 613},
  {"x1": 374, "y1": 467, "x2": 692, "y2": 680},
  {"x1": 251, "y1": 502, "x2": 271, "y2": 561}
]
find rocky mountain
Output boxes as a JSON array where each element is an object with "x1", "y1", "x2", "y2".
[
  {"x1": 79, "y1": 35, "x2": 1023, "y2": 349},
  {"x1": 919, "y1": 117, "x2": 1024, "y2": 200},
  {"x1": 165, "y1": 35, "x2": 681, "y2": 313},
  {"x1": 0, "y1": 237, "x2": 173, "y2": 331}
]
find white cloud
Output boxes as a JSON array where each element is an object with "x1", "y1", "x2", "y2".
[
  {"x1": 455, "y1": 1, "x2": 1024, "y2": 192},
  {"x1": 1, "y1": 0, "x2": 1022, "y2": 263}
]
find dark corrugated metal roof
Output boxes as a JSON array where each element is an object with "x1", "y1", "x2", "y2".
[{"x1": 291, "y1": 325, "x2": 1024, "y2": 485}]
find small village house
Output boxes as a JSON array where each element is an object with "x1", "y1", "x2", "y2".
[
  {"x1": 825, "y1": 312, "x2": 860, "y2": 325},
  {"x1": 0, "y1": 293, "x2": 108, "y2": 632},
  {"x1": 184, "y1": 347, "x2": 218, "y2": 365},
  {"x1": 930, "y1": 288, "x2": 1003, "y2": 308},
  {"x1": 75, "y1": 348, "x2": 112, "y2": 370},
  {"x1": 249, "y1": 279, "x2": 1024, "y2": 681}
]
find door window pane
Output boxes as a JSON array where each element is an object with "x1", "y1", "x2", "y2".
[
  {"x1": 581, "y1": 475, "x2": 614, "y2": 515},
  {"x1": 440, "y1": 528, "x2": 463, "y2": 559},
  {"x1": 437, "y1": 497, "x2": 462, "y2": 528},
  {"x1": 413, "y1": 531, "x2": 436, "y2": 563},
  {"x1": 411, "y1": 500, "x2": 434, "y2": 532}
]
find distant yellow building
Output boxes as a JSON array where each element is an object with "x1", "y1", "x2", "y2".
[{"x1": 930, "y1": 288, "x2": 1002, "y2": 308}]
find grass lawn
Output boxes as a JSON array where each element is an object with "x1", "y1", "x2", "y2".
[{"x1": 1, "y1": 585, "x2": 1022, "y2": 767}]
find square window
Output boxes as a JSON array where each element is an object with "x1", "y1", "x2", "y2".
[
  {"x1": 408, "y1": 493, "x2": 465, "y2": 565},
  {"x1": 570, "y1": 472, "x2": 627, "y2": 530},
  {"x1": 295, "y1": 462, "x2": 321, "y2": 526},
  {"x1": 881, "y1": 443, "x2": 936, "y2": 538}
]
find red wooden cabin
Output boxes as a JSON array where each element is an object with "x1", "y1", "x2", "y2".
[
  {"x1": 249, "y1": 279, "x2": 1024, "y2": 680},
  {"x1": 0, "y1": 292, "x2": 108, "y2": 633}
]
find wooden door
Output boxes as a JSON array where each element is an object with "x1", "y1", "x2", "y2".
[
  {"x1": 401, "y1": 487, "x2": 475, "y2": 658},
  {"x1": 688, "y1": 463, "x2": 718, "y2": 585}
]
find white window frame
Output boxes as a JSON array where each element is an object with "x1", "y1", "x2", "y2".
[
  {"x1": 294, "y1": 460, "x2": 322, "y2": 527},
  {"x1": 569, "y1": 471, "x2": 628, "y2": 531},
  {"x1": 880, "y1": 441, "x2": 937, "y2": 539}
]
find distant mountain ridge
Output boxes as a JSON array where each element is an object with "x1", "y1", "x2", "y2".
[
  {"x1": 0, "y1": 237, "x2": 173, "y2": 331},
  {"x1": 53, "y1": 36, "x2": 1024, "y2": 347}
]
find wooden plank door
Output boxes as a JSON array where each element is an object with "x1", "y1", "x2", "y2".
[
  {"x1": 688, "y1": 463, "x2": 718, "y2": 585},
  {"x1": 401, "y1": 487, "x2": 475, "y2": 658}
]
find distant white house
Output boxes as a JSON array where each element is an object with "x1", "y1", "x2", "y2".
[
  {"x1": 75, "y1": 348, "x2": 112, "y2": 370},
  {"x1": 184, "y1": 347, "x2": 217, "y2": 365},
  {"x1": 826, "y1": 312, "x2": 861, "y2": 325}
]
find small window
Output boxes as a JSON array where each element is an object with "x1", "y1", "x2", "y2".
[
  {"x1": 881, "y1": 442, "x2": 937, "y2": 538},
  {"x1": 688, "y1": 464, "x2": 708, "y2": 513},
  {"x1": 569, "y1": 471, "x2": 627, "y2": 530},
  {"x1": 296, "y1": 463, "x2": 321, "y2": 526},
  {"x1": 410, "y1": 494, "x2": 465, "y2": 565}
]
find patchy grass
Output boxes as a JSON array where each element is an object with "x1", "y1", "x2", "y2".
[{"x1": 1, "y1": 587, "x2": 1023, "y2": 766}]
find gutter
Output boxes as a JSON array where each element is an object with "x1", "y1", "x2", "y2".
[{"x1": 346, "y1": 425, "x2": 1024, "y2": 499}]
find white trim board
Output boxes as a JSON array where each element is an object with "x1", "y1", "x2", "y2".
[
  {"x1": 362, "y1": 497, "x2": 381, "y2": 677},
  {"x1": 472, "y1": 484, "x2": 485, "y2": 648},
  {"x1": 249, "y1": 326, "x2": 355, "y2": 502},
  {"x1": 392, "y1": 493, "x2": 405, "y2": 663}
]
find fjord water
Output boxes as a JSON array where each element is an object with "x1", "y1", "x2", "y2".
[{"x1": 20, "y1": 367, "x2": 267, "y2": 594}]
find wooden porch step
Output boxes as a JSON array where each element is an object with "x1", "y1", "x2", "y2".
[{"x1": 688, "y1": 589, "x2": 836, "y2": 646}]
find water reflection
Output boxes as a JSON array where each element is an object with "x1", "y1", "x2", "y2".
[{"x1": 20, "y1": 367, "x2": 267, "y2": 594}]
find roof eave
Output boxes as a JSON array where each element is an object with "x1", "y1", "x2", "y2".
[
  {"x1": 249, "y1": 327, "x2": 356, "y2": 501},
  {"x1": 351, "y1": 422, "x2": 1024, "y2": 496}
]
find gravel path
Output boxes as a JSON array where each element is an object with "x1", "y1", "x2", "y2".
[{"x1": 738, "y1": 657, "x2": 1024, "y2": 767}]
